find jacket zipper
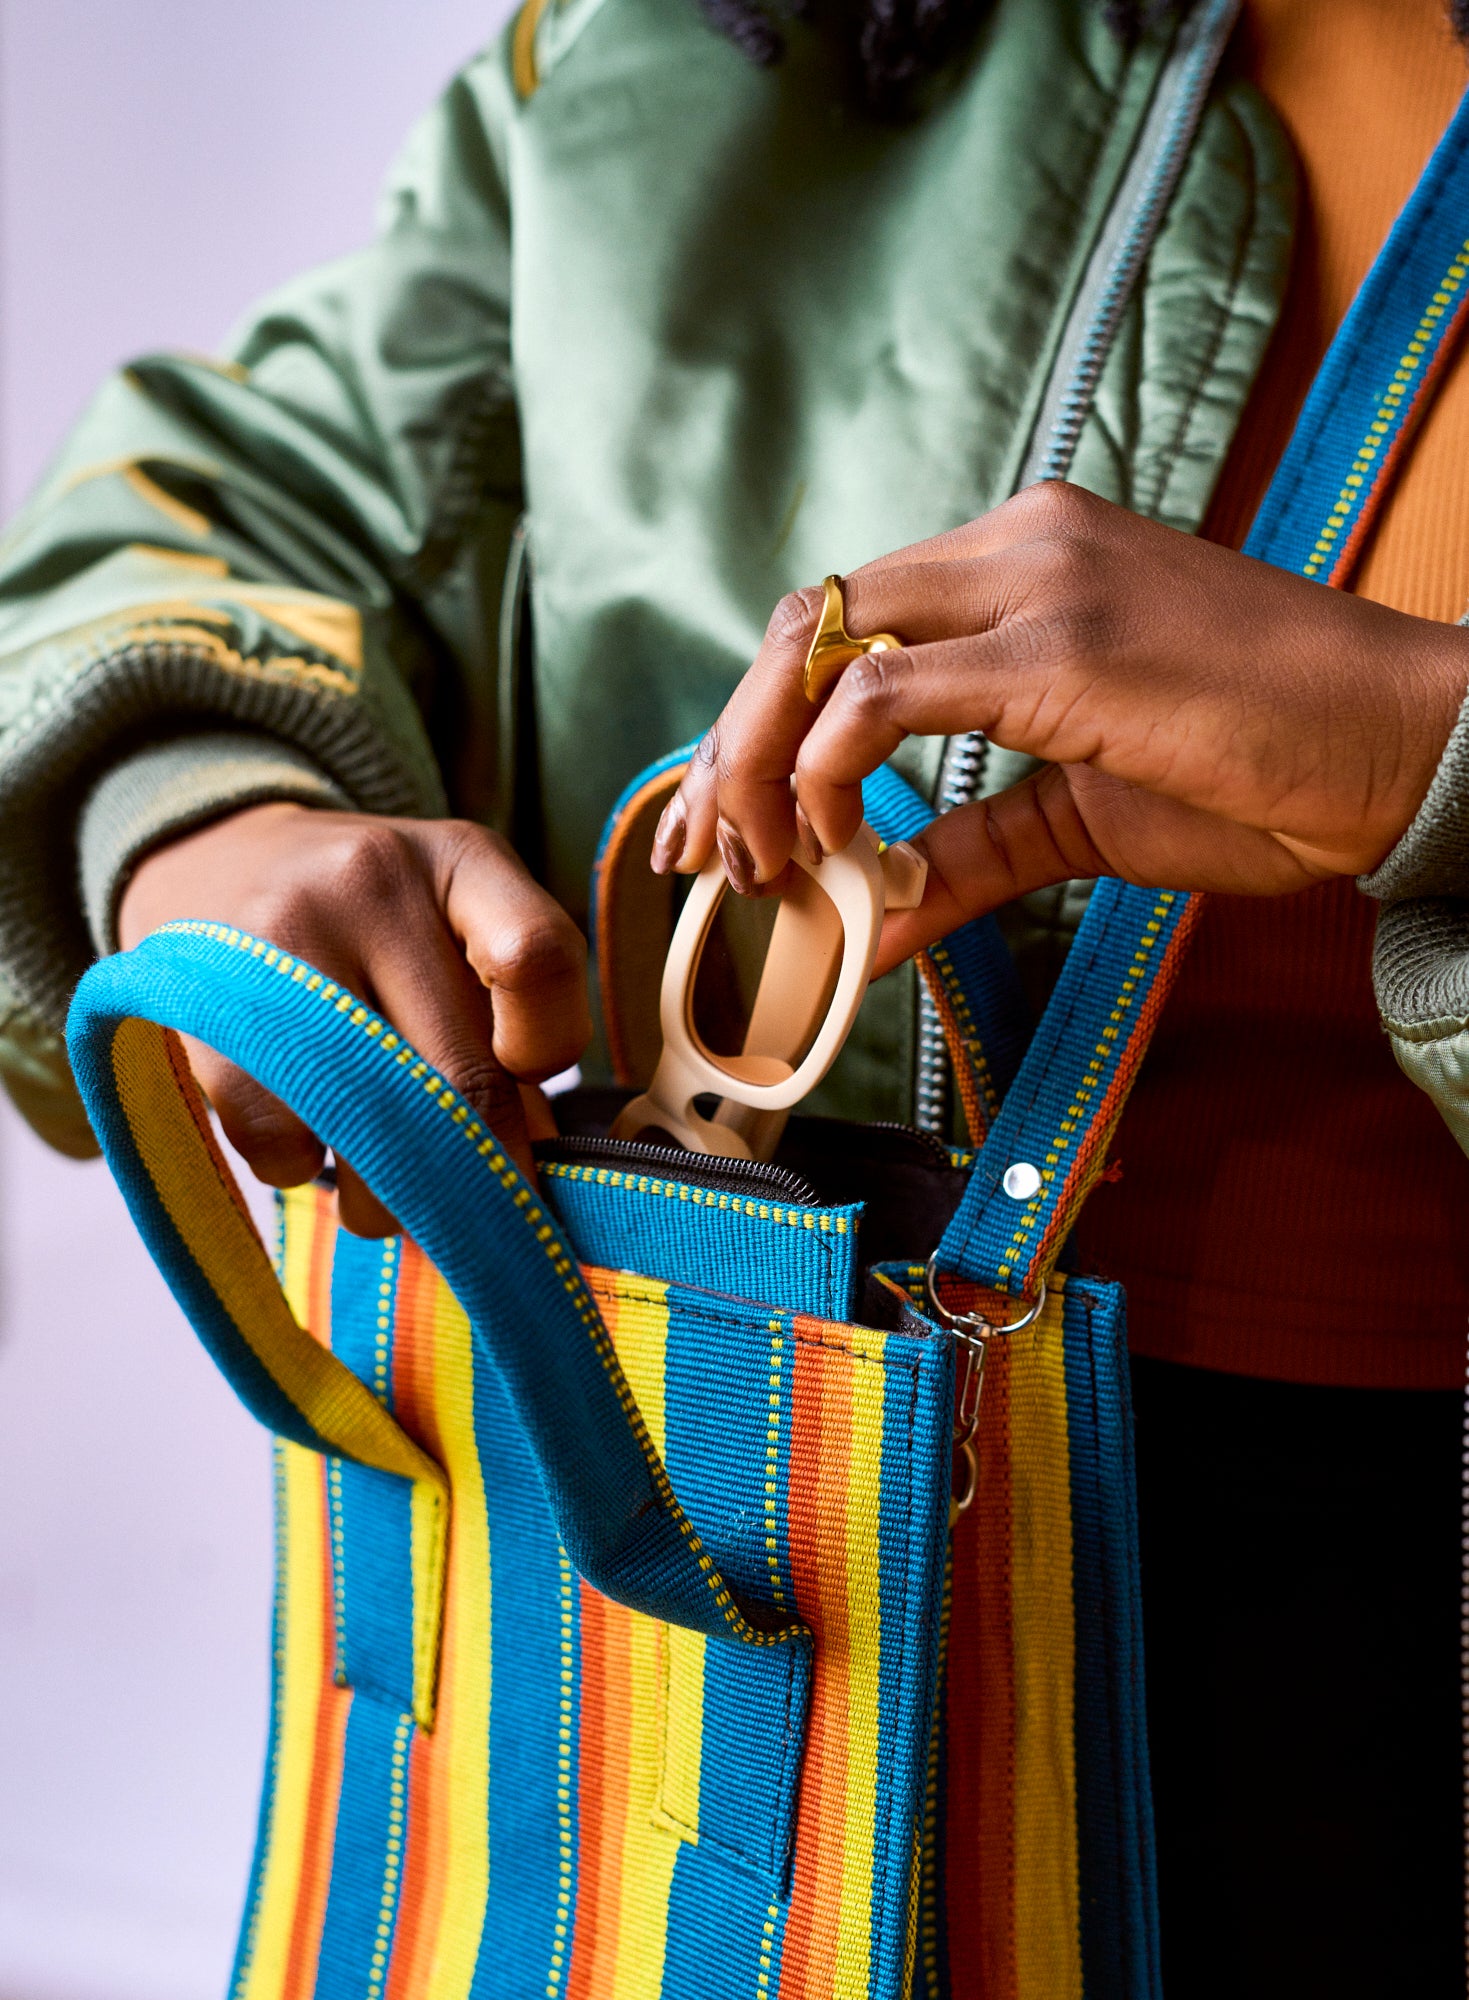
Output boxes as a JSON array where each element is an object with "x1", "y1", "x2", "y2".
[
  {"x1": 915, "y1": 0, "x2": 1243, "y2": 1132},
  {"x1": 535, "y1": 1131, "x2": 824, "y2": 1208}
]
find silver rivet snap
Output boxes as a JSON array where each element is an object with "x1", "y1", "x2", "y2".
[{"x1": 1002, "y1": 1161, "x2": 1042, "y2": 1201}]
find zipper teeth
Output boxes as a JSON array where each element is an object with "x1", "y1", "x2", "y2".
[
  {"x1": 859, "y1": 1119, "x2": 960, "y2": 1168},
  {"x1": 916, "y1": 0, "x2": 1238, "y2": 1132},
  {"x1": 1035, "y1": 0, "x2": 1238, "y2": 483},
  {"x1": 537, "y1": 1134, "x2": 822, "y2": 1206},
  {"x1": 914, "y1": 985, "x2": 952, "y2": 1137}
]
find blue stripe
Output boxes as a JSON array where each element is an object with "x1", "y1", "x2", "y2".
[
  {"x1": 1244, "y1": 87, "x2": 1469, "y2": 578},
  {"x1": 470, "y1": 1361, "x2": 577, "y2": 1995},
  {"x1": 227, "y1": 1442, "x2": 292, "y2": 2000},
  {"x1": 329, "y1": 1233, "x2": 417, "y2": 1714},
  {"x1": 1063, "y1": 1278, "x2": 1161, "y2": 2000},
  {"x1": 868, "y1": 1304, "x2": 953, "y2": 1999},
  {"x1": 661, "y1": 1847, "x2": 790, "y2": 1998},
  {"x1": 543, "y1": 1168, "x2": 861, "y2": 1322},
  {"x1": 934, "y1": 881, "x2": 1191, "y2": 1291},
  {"x1": 663, "y1": 1293, "x2": 810, "y2": 1887},
  {"x1": 314, "y1": 1696, "x2": 413, "y2": 2000}
]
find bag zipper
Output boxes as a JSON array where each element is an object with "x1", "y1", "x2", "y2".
[
  {"x1": 916, "y1": 0, "x2": 1242, "y2": 1133},
  {"x1": 535, "y1": 1131, "x2": 824, "y2": 1208}
]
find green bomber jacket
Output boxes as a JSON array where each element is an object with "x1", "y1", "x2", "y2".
[{"x1": 6, "y1": 0, "x2": 1449, "y2": 1159}]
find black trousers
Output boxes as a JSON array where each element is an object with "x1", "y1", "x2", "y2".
[{"x1": 1131, "y1": 1357, "x2": 1465, "y2": 1998}]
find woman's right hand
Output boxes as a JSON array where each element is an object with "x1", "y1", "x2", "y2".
[{"x1": 117, "y1": 802, "x2": 590, "y2": 1235}]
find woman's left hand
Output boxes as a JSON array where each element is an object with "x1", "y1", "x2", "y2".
[{"x1": 651, "y1": 483, "x2": 1469, "y2": 974}]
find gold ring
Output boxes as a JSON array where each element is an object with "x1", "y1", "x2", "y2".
[{"x1": 801, "y1": 574, "x2": 903, "y2": 704}]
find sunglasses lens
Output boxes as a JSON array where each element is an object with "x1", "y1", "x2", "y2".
[{"x1": 688, "y1": 868, "x2": 843, "y2": 1080}]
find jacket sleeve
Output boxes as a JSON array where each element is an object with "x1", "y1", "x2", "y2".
[
  {"x1": 1360, "y1": 677, "x2": 1469, "y2": 1154},
  {"x1": 0, "y1": 33, "x2": 525, "y2": 1150}
]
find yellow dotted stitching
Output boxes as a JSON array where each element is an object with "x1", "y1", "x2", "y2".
[
  {"x1": 1303, "y1": 240, "x2": 1469, "y2": 578},
  {"x1": 374, "y1": 1237, "x2": 398, "y2": 1407},
  {"x1": 546, "y1": 1544, "x2": 575, "y2": 1996},
  {"x1": 162, "y1": 921, "x2": 802, "y2": 1651},
  {"x1": 994, "y1": 893, "x2": 1175, "y2": 1288},
  {"x1": 919, "y1": 1553, "x2": 952, "y2": 1998},
  {"x1": 540, "y1": 1161, "x2": 848, "y2": 1234},
  {"x1": 928, "y1": 938, "x2": 1000, "y2": 1123},
  {"x1": 756, "y1": 1903, "x2": 781, "y2": 1995},
  {"x1": 365, "y1": 1713, "x2": 412, "y2": 2000},
  {"x1": 763, "y1": 1321, "x2": 788, "y2": 1613},
  {"x1": 326, "y1": 1457, "x2": 349, "y2": 1687}
]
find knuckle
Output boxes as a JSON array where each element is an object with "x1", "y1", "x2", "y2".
[
  {"x1": 485, "y1": 913, "x2": 586, "y2": 992},
  {"x1": 319, "y1": 817, "x2": 416, "y2": 906},
  {"x1": 442, "y1": 1049, "x2": 519, "y2": 1122},
  {"x1": 765, "y1": 585, "x2": 826, "y2": 653},
  {"x1": 837, "y1": 647, "x2": 901, "y2": 716},
  {"x1": 435, "y1": 817, "x2": 511, "y2": 869},
  {"x1": 1013, "y1": 478, "x2": 1095, "y2": 536}
]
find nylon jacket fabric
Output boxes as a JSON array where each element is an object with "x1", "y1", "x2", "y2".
[{"x1": 0, "y1": 0, "x2": 1295, "y2": 1150}]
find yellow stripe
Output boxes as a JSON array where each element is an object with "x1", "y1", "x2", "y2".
[
  {"x1": 654, "y1": 1625, "x2": 706, "y2": 1841},
  {"x1": 423, "y1": 1271, "x2": 493, "y2": 2000},
  {"x1": 1009, "y1": 1290, "x2": 1082, "y2": 2000},
  {"x1": 112, "y1": 1021, "x2": 442, "y2": 1487},
  {"x1": 597, "y1": 1280, "x2": 689, "y2": 2000},
  {"x1": 238, "y1": 1440, "x2": 328, "y2": 1999},
  {"x1": 511, "y1": 0, "x2": 552, "y2": 98},
  {"x1": 122, "y1": 462, "x2": 213, "y2": 538},
  {"x1": 609, "y1": 1611, "x2": 680, "y2": 2000},
  {"x1": 111, "y1": 1017, "x2": 447, "y2": 1725},
  {"x1": 278, "y1": 1186, "x2": 317, "y2": 1336},
  {"x1": 835, "y1": 1337, "x2": 887, "y2": 1996}
]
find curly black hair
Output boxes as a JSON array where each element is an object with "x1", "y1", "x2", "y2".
[
  {"x1": 694, "y1": 0, "x2": 1181, "y2": 114},
  {"x1": 702, "y1": 0, "x2": 1469, "y2": 118}
]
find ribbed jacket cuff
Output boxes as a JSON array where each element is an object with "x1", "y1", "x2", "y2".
[
  {"x1": 78, "y1": 732, "x2": 348, "y2": 955},
  {"x1": 1359, "y1": 678, "x2": 1469, "y2": 904}
]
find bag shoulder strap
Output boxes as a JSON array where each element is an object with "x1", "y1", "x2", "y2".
[{"x1": 934, "y1": 82, "x2": 1469, "y2": 1300}]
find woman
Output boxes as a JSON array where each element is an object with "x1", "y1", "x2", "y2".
[{"x1": 0, "y1": 0, "x2": 1464, "y2": 1987}]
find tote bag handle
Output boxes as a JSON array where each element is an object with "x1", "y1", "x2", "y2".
[{"x1": 67, "y1": 921, "x2": 809, "y2": 1727}]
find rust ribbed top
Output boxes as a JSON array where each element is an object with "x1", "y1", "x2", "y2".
[{"x1": 1075, "y1": 0, "x2": 1469, "y2": 1387}]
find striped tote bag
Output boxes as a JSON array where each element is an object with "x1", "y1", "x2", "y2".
[
  {"x1": 67, "y1": 746, "x2": 1178, "y2": 1999},
  {"x1": 64, "y1": 97, "x2": 1469, "y2": 1988}
]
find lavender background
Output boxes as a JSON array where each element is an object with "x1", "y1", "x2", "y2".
[{"x1": 0, "y1": 4, "x2": 513, "y2": 1993}]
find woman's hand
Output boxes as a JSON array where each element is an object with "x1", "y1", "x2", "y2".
[
  {"x1": 653, "y1": 483, "x2": 1469, "y2": 974},
  {"x1": 118, "y1": 803, "x2": 590, "y2": 1234}
]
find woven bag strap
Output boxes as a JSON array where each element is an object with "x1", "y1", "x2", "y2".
[
  {"x1": 935, "y1": 81, "x2": 1469, "y2": 1300},
  {"x1": 67, "y1": 924, "x2": 808, "y2": 1678}
]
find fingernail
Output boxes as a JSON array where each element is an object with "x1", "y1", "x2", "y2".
[
  {"x1": 794, "y1": 804, "x2": 825, "y2": 869},
  {"x1": 650, "y1": 800, "x2": 685, "y2": 875},
  {"x1": 717, "y1": 821, "x2": 756, "y2": 896}
]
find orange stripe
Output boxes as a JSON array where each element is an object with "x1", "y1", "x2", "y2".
[
  {"x1": 566, "y1": 1585, "x2": 605, "y2": 2000},
  {"x1": 383, "y1": 1729, "x2": 441, "y2": 2000},
  {"x1": 570, "y1": 1580, "x2": 641, "y2": 2000},
  {"x1": 945, "y1": 1340, "x2": 1017, "y2": 2000},
  {"x1": 281, "y1": 1465, "x2": 349, "y2": 2000},
  {"x1": 779, "y1": 1337, "x2": 854, "y2": 1997},
  {"x1": 304, "y1": 1186, "x2": 335, "y2": 1343},
  {"x1": 384, "y1": 1244, "x2": 451, "y2": 1994},
  {"x1": 594, "y1": 764, "x2": 687, "y2": 1085}
]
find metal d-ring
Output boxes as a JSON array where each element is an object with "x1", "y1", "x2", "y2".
[
  {"x1": 922, "y1": 1251, "x2": 1048, "y2": 1345},
  {"x1": 924, "y1": 1254, "x2": 1048, "y2": 1520}
]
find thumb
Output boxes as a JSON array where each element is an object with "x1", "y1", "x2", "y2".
[{"x1": 873, "y1": 771, "x2": 1104, "y2": 975}]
